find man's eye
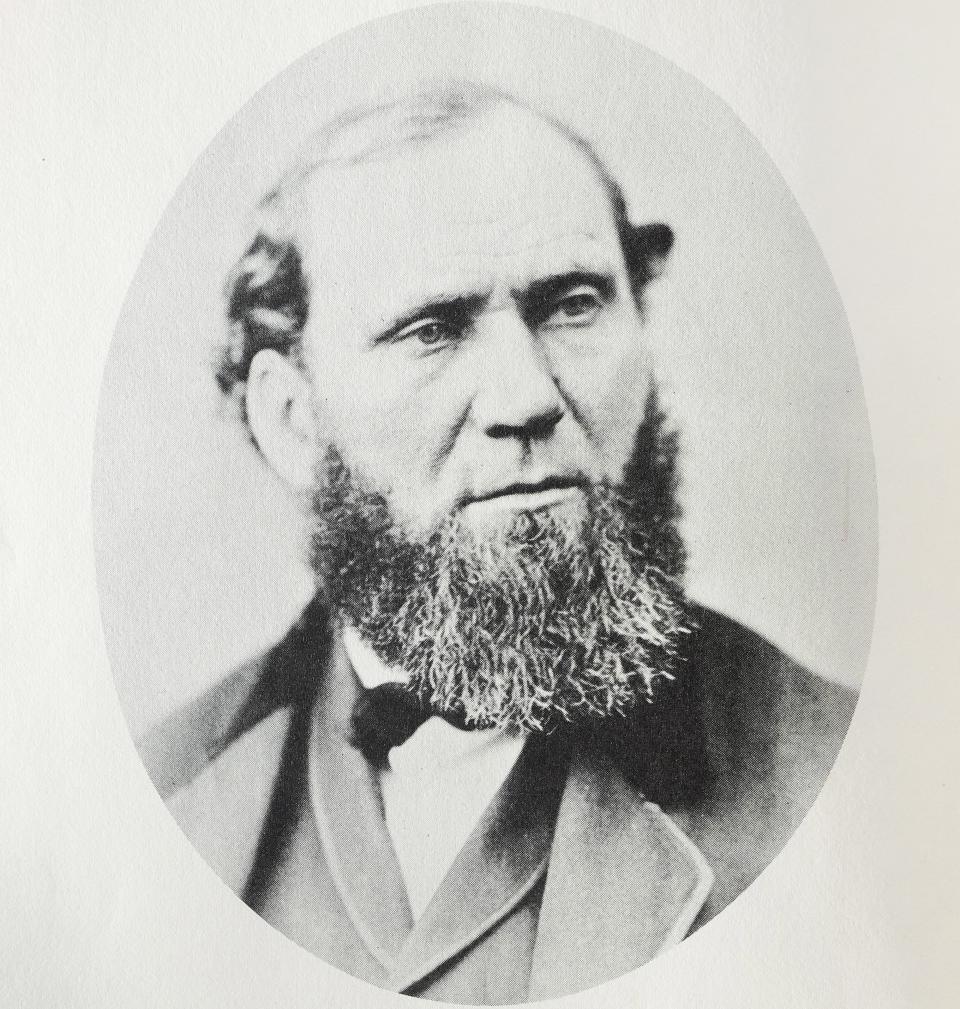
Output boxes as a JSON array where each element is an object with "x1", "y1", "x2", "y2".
[
  {"x1": 397, "y1": 319, "x2": 460, "y2": 348},
  {"x1": 543, "y1": 288, "x2": 603, "y2": 328}
]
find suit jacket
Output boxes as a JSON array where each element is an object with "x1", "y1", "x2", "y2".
[{"x1": 140, "y1": 598, "x2": 856, "y2": 1003}]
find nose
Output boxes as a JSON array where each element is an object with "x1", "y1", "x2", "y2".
[{"x1": 471, "y1": 308, "x2": 565, "y2": 441}]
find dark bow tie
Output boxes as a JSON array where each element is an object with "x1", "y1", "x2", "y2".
[
  {"x1": 350, "y1": 683, "x2": 478, "y2": 765},
  {"x1": 350, "y1": 682, "x2": 435, "y2": 765}
]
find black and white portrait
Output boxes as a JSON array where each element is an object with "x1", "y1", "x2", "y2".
[{"x1": 93, "y1": 5, "x2": 876, "y2": 1003}]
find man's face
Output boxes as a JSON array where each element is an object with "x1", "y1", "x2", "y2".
[{"x1": 296, "y1": 107, "x2": 652, "y2": 540}]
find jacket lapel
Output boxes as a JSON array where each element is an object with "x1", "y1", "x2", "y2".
[
  {"x1": 386, "y1": 732, "x2": 569, "y2": 994},
  {"x1": 307, "y1": 638, "x2": 414, "y2": 970},
  {"x1": 528, "y1": 740, "x2": 714, "y2": 1000},
  {"x1": 309, "y1": 683, "x2": 713, "y2": 998},
  {"x1": 159, "y1": 605, "x2": 715, "y2": 999}
]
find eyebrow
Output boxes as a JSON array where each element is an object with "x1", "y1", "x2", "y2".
[
  {"x1": 372, "y1": 293, "x2": 491, "y2": 345},
  {"x1": 520, "y1": 270, "x2": 616, "y2": 318}
]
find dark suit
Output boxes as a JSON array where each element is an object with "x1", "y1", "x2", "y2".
[{"x1": 140, "y1": 598, "x2": 856, "y2": 1003}]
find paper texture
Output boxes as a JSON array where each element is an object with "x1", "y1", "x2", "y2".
[{"x1": 1, "y1": 1, "x2": 957, "y2": 1006}]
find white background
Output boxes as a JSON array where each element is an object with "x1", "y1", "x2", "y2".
[{"x1": 2, "y1": 1, "x2": 958, "y2": 1007}]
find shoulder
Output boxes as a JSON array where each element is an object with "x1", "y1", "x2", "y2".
[
  {"x1": 136, "y1": 650, "x2": 295, "y2": 895},
  {"x1": 679, "y1": 606, "x2": 859, "y2": 915},
  {"x1": 688, "y1": 604, "x2": 858, "y2": 793},
  {"x1": 138, "y1": 596, "x2": 332, "y2": 801},
  {"x1": 138, "y1": 651, "x2": 274, "y2": 801},
  {"x1": 600, "y1": 605, "x2": 857, "y2": 813},
  {"x1": 135, "y1": 598, "x2": 332, "y2": 893}
]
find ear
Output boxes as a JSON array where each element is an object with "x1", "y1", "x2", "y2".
[
  {"x1": 245, "y1": 348, "x2": 316, "y2": 492},
  {"x1": 624, "y1": 222, "x2": 674, "y2": 293}
]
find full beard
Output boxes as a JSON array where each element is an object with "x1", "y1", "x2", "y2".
[{"x1": 310, "y1": 397, "x2": 692, "y2": 733}]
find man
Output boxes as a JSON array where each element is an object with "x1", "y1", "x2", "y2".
[{"x1": 141, "y1": 83, "x2": 856, "y2": 1003}]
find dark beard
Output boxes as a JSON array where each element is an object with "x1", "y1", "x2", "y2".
[{"x1": 310, "y1": 391, "x2": 692, "y2": 733}]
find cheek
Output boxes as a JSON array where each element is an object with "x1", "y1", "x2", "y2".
[
  {"x1": 553, "y1": 322, "x2": 652, "y2": 475},
  {"x1": 311, "y1": 349, "x2": 472, "y2": 521}
]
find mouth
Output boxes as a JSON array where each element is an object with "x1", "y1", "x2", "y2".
[{"x1": 467, "y1": 475, "x2": 587, "y2": 512}]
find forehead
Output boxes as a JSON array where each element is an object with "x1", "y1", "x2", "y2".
[{"x1": 294, "y1": 108, "x2": 623, "y2": 318}]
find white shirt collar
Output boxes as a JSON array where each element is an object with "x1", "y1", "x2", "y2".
[
  {"x1": 342, "y1": 624, "x2": 409, "y2": 689},
  {"x1": 338, "y1": 624, "x2": 527, "y2": 918}
]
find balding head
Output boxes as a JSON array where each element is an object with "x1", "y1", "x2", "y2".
[{"x1": 215, "y1": 82, "x2": 672, "y2": 424}]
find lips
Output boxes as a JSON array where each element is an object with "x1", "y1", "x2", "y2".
[{"x1": 469, "y1": 474, "x2": 586, "y2": 504}]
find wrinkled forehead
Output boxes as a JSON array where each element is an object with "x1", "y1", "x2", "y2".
[{"x1": 286, "y1": 107, "x2": 625, "y2": 309}]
